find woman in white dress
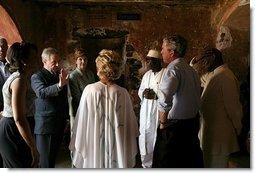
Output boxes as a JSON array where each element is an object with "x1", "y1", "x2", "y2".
[{"x1": 69, "y1": 49, "x2": 139, "y2": 168}]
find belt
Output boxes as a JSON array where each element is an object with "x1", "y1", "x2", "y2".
[
  {"x1": 2, "y1": 116, "x2": 14, "y2": 119},
  {"x1": 159, "y1": 119, "x2": 178, "y2": 126},
  {"x1": 161, "y1": 116, "x2": 197, "y2": 125}
]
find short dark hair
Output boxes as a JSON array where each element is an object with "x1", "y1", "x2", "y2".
[
  {"x1": 200, "y1": 48, "x2": 223, "y2": 72},
  {"x1": 192, "y1": 48, "x2": 224, "y2": 76}
]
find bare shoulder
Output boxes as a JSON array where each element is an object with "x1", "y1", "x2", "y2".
[{"x1": 10, "y1": 77, "x2": 27, "y2": 91}]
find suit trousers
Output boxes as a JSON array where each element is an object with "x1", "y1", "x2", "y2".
[
  {"x1": 36, "y1": 121, "x2": 66, "y2": 168},
  {"x1": 152, "y1": 115, "x2": 204, "y2": 168}
]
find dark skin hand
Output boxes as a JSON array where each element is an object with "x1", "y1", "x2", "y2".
[{"x1": 143, "y1": 88, "x2": 158, "y2": 100}]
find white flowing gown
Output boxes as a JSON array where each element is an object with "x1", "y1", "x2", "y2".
[{"x1": 69, "y1": 81, "x2": 139, "y2": 168}]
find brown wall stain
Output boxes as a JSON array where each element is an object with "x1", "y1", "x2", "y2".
[{"x1": 0, "y1": 0, "x2": 249, "y2": 83}]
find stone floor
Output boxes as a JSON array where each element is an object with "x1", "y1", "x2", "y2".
[
  {"x1": 55, "y1": 142, "x2": 251, "y2": 169},
  {"x1": 55, "y1": 143, "x2": 72, "y2": 168},
  {"x1": 55, "y1": 142, "x2": 142, "y2": 168}
]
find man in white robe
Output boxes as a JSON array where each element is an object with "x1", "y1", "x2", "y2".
[
  {"x1": 69, "y1": 49, "x2": 139, "y2": 168},
  {"x1": 138, "y1": 49, "x2": 165, "y2": 168}
]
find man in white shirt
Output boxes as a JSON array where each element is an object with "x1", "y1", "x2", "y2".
[{"x1": 152, "y1": 35, "x2": 203, "y2": 168}]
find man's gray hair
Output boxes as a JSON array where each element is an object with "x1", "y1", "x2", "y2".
[
  {"x1": 41, "y1": 47, "x2": 58, "y2": 61},
  {"x1": 163, "y1": 34, "x2": 187, "y2": 57}
]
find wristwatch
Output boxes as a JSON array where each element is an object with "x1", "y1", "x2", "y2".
[
  {"x1": 159, "y1": 120, "x2": 168, "y2": 125},
  {"x1": 57, "y1": 84, "x2": 63, "y2": 90}
]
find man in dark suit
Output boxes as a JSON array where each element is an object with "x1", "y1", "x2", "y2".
[
  {"x1": 31, "y1": 47, "x2": 69, "y2": 168},
  {"x1": 0, "y1": 36, "x2": 11, "y2": 168},
  {"x1": 0, "y1": 36, "x2": 11, "y2": 111}
]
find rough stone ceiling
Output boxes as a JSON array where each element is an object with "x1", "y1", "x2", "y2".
[
  {"x1": 29, "y1": 0, "x2": 215, "y2": 6},
  {"x1": 225, "y1": 4, "x2": 250, "y2": 31}
]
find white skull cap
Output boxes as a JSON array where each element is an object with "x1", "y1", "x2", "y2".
[{"x1": 146, "y1": 49, "x2": 161, "y2": 59}]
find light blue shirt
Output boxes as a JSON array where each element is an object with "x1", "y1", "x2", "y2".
[
  {"x1": 0, "y1": 61, "x2": 11, "y2": 80},
  {"x1": 157, "y1": 58, "x2": 201, "y2": 119}
]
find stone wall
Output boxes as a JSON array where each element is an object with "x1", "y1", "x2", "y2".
[
  {"x1": 1, "y1": 0, "x2": 214, "y2": 70},
  {"x1": 1, "y1": 0, "x2": 249, "y2": 83},
  {"x1": 211, "y1": 0, "x2": 249, "y2": 83}
]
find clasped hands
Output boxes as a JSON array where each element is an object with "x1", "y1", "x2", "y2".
[{"x1": 143, "y1": 88, "x2": 158, "y2": 100}]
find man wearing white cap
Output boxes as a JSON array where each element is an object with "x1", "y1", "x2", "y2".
[{"x1": 138, "y1": 49, "x2": 165, "y2": 168}]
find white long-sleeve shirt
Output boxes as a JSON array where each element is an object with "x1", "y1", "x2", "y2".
[{"x1": 157, "y1": 58, "x2": 201, "y2": 119}]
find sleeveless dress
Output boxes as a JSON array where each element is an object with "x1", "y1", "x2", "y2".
[{"x1": 0, "y1": 71, "x2": 33, "y2": 167}]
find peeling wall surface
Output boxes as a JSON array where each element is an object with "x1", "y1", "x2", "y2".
[
  {"x1": 1, "y1": 1, "x2": 213, "y2": 63},
  {"x1": 33, "y1": 4, "x2": 214, "y2": 67},
  {"x1": 0, "y1": 0, "x2": 249, "y2": 84},
  {"x1": 216, "y1": 26, "x2": 233, "y2": 50},
  {"x1": 212, "y1": 0, "x2": 249, "y2": 83}
]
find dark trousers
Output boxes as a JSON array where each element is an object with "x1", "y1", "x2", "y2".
[
  {"x1": 0, "y1": 117, "x2": 33, "y2": 168},
  {"x1": 0, "y1": 105, "x2": 3, "y2": 167},
  {"x1": 36, "y1": 121, "x2": 66, "y2": 168},
  {"x1": 0, "y1": 155, "x2": 2, "y2": 168},
  {"x1": 152, "y1": 115, "x2": 204, "y2": 168}
]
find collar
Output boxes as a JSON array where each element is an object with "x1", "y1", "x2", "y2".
[
  {"x1": 213, "y1": 64, "x2": 228, "y2": 73},
  {"x1": 0, "y1": 61, "x2": 7, "y2": 66}
]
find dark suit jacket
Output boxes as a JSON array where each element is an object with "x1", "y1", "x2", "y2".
[
  {"x1": 0, "y1": 63, "x2": 10, "y2": 111},
  {"x1": 0, "y1": 71, "x2": 5, "y2": 111},
  {"x1": 31, "y1": 68, "x2": 69, "y2": 134}
]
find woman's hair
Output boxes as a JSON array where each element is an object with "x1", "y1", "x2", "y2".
[
  {"x1": 7, "y1": 42, "x2": 37, "y2": 72},
  {"x1": 95, "y1": 49, "x2": 123, "y2": 81},
  {"x1": 163, "y1": 34, "x2": 187, "y2": 57},
  {"x1": 192, "y1": 48, "x2": 223, "y2": 77},
  {"x1": 74, "y1": 47, "x2": 87, "y2": 59}
]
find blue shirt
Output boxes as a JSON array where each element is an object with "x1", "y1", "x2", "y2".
[
  {"x1": 0, "y1": 61, "x2": 11, "y2": 110},
  {"x1": 157, "y1": 58, "x2": 201, "y2": 119}
]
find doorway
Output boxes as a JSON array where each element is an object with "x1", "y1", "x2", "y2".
[{"x1": 0, "y1": 4, "x2": 22, "y2": 45}]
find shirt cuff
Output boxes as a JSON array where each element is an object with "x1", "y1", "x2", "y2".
[{"x1": 57, "y1": 84, "x2": 62, "y2": 91}]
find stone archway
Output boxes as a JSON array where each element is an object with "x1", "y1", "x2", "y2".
[
  {"x1": 0, "y1": 4, "x2": 22, "y2": 45},
  {"x1": 70, "y1": 27, "x2": 129, "y2": 82}
]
